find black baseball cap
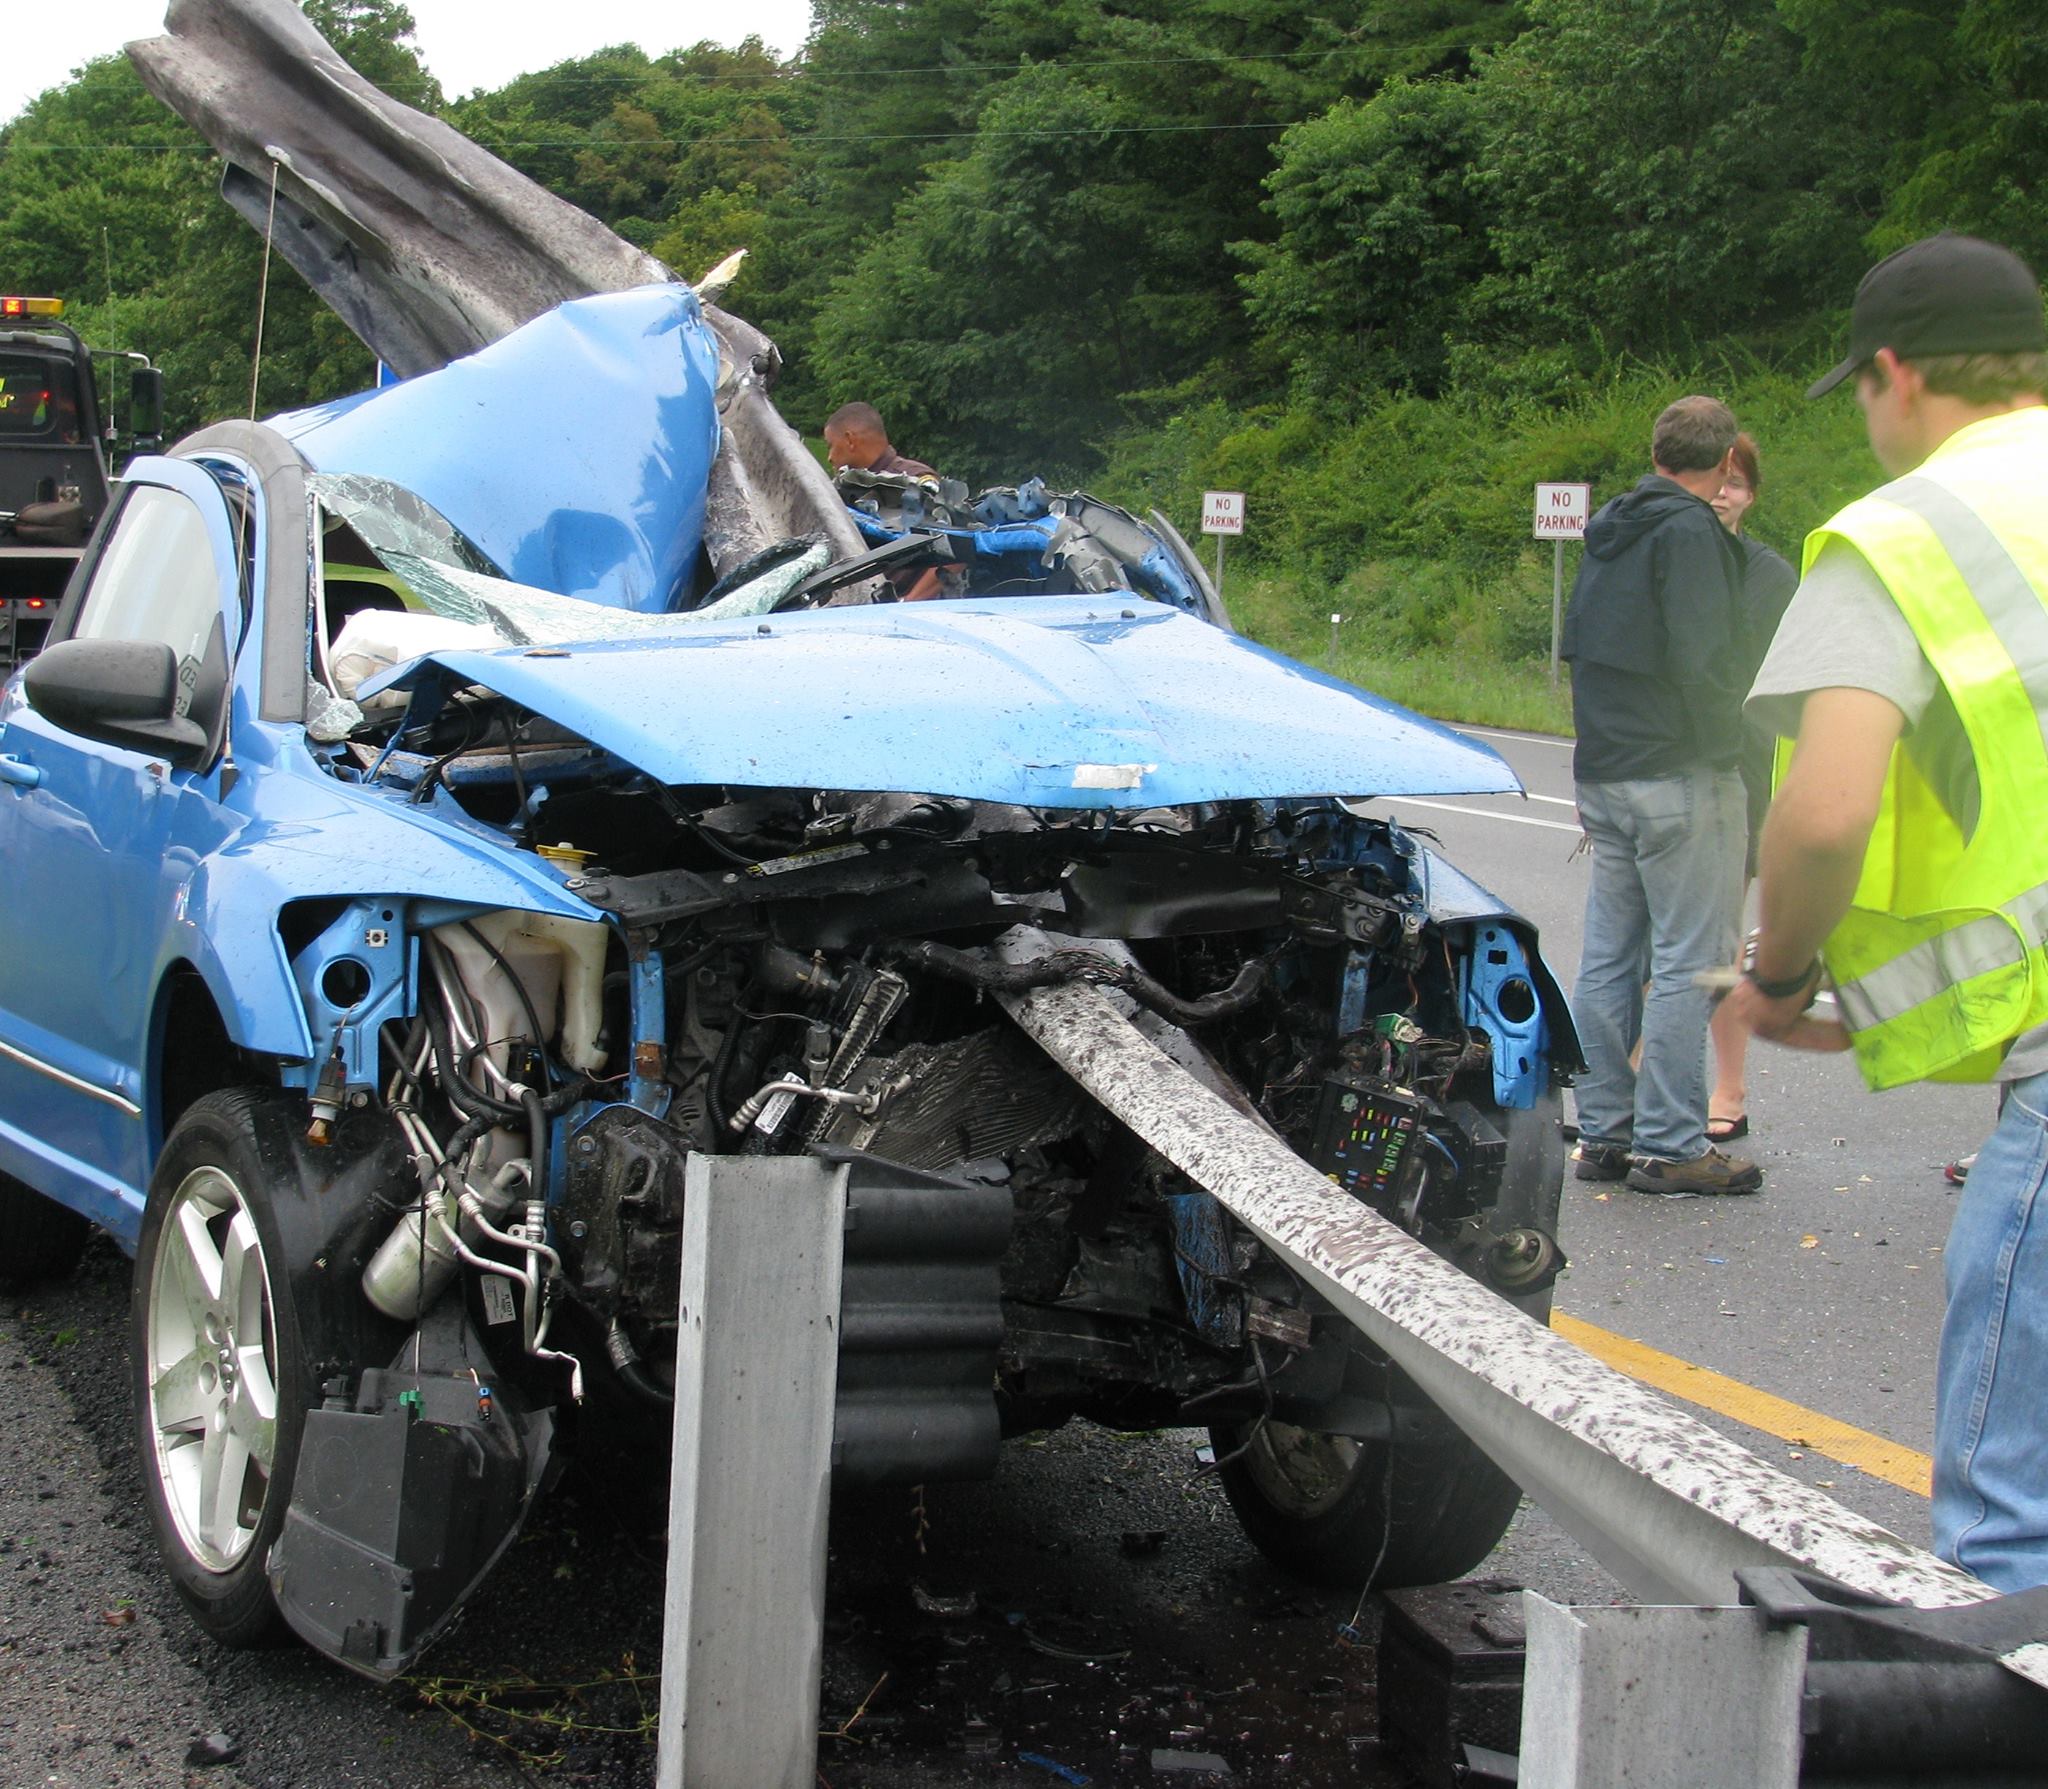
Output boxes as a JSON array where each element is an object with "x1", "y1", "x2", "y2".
[{"x1": 1807, "y1": 233, "x2": 2047, "y2": 398}]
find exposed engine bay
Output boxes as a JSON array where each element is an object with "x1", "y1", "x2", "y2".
[{"x1": 267, "y1": 645, "x2": 1573, "y2": 1672}]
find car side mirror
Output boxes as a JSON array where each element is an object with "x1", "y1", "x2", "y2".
[
  {"x1": 128, "y1": 367, "x2": 166, "y2": 453},
  {"x1": 23, "y1": 637, "x2": 213, "y2": 767}
]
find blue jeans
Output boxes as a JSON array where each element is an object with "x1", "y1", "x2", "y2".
[
  {"x1": 1570, "y1": 768, "x2": 1746, "y2": 1163},
  {"x1": 1935, "y1": 1070, "x2": 2048, "y2": 1589}
]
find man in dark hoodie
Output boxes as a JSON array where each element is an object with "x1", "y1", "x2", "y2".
[{"x1": 1562, "y1": 395, "x2": 1761, "y2": 1195}]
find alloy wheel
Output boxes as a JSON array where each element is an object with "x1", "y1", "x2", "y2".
[{"x1": 142, "y1": 1164, "x2": 281, "y2": 1572}]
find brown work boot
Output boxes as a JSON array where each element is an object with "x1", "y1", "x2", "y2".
[{"x1": 1625, "y1": 1147, "x2": 1763, "y2": 1197}]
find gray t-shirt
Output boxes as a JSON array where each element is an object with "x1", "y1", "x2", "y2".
[{"x1": 1747, "y1": 540, "x2": 2048, "y2": 1079}]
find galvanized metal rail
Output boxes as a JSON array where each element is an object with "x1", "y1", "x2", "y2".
[{"x1": 992, "y1": 929, "x2": 2048, "y2": 1692}]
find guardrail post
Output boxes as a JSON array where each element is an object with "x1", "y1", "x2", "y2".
[
  {"x1": 1516, "y1": 1595, "x2": 1806, "y2": 1788},
  {"x1": 656, "y1": 1154, "x2": 847, "y2": 1788}
]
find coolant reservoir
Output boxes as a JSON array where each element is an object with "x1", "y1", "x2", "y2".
[{"x1": 432, "y1": 909, "x2": 610, "y2": 1074}]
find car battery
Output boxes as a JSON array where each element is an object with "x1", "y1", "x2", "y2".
[
  {"x1": 1376, "y1": 1580, "x2": 1527, "y2": 1788},
  {"x1": 1307, "y1": 1075, "x2": 1433, "y2": 1218}
]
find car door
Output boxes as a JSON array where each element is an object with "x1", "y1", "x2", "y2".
[{"x1": 0, "y1": 458, "x2": 244, "y2": 1235}]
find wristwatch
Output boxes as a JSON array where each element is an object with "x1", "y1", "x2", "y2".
[{"x1": 1746, "y1": 957, "x2": 1821, "y2": 1000}]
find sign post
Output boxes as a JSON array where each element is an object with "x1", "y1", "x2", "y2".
[
  {"x1": 1534, "y1": 482, "x2": 1591, "y2": 688},
  {"x1": 1201, "y1": 490, "x2": 1244, "y2": 601}
]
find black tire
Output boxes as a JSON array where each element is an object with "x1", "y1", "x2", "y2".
[
  {"x1": 1211, "y1": 1404, "x2": 1523, "y2": 1589},
  {"x1": 1214, "y1": 1088, "x2": 1564, "y2": 1588},
  {"x1": 0, "y1": 1173, "x2": 91, "y2": 1291},
  {"x1": 130, "y1": 1089, "x2": 315, "y2": 1649}
]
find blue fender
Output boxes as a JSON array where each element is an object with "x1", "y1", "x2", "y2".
[
  {"x1": 171, "y1": 727, "x2": 604, "y2": 1062},
  {"x1": 1415, "y1": 844, "x2": 1586, "y2": 1083}
]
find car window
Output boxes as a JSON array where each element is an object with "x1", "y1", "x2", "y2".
[
  {"x1": 191, "y1": 455, "x2": 259, "y2": 630},
  {"x1": 72, "y1": 484, "x2": 226, "y2": 675},
  {"x1": 0, "y1": 351, "x2": 85, "y2": 442}
]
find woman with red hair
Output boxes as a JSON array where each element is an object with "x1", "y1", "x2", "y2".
[{"x1": 1707, "y1": 431, "x2": 1798, "y2": 1139}]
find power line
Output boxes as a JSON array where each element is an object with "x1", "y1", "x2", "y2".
[
  {"x1": 11, "y1": 37, "x2": 1368, "y2": 109},
  {"x1": 487, "y1": 118, "x2": 1306, "y2": 146},
  {"x1": 1, "y1": 116, "x2": 1313, "y2": 156},
  {"x1": 386, "y1": 41, "x2": 1372, "y2": 96}
]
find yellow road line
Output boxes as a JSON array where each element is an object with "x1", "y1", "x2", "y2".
[{"x1": 1552, "y1": 1311, "x2": 1934, "y2": 1498}]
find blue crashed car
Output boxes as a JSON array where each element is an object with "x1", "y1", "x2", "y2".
[{"x1": 0, "y1": 285, "x2": 1574, "y2": 1678}]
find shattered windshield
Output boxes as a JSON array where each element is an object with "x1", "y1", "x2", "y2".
[{"x1": 311, "y1": 471, "x2": 827, "y2": 647}]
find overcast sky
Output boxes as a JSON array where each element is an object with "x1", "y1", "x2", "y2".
[{"x1": 5, "y1": 2, "x2": 816, "y2": 123}]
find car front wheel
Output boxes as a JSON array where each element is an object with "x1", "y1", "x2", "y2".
[
  {"x1": 1210, "y1": 1401, "x2": 1522, "y2": 1589},
  {"x1": 1212, "y1": 1085, "x2": 1562, "y2": 1588},
  {"x1": 131, "y1": 1090, "x2": 309, "y2": 1649}
]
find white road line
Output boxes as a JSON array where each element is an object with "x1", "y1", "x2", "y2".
[
  {"x1": 1456, "y1": 724, "x2": 1574, "y2": 750},
  {"x1": 1380, "y1": 797, "x2": 1583, "y2": 833},
  {"x1": 1517, "y1": 790, "x2": 1578, "y2": 807}
]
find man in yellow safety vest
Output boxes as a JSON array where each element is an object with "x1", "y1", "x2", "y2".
[{"x1": 1725, "y1": 233, "x2": 2048, "y2": 1590}]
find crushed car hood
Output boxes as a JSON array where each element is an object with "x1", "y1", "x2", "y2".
[{"x1": 371, "y1": 595, "x2": 1521, "y2": 807}]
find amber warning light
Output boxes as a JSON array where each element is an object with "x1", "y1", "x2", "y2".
[{"x1": 0, "y1": 297, "x2": 64, "y2": 320}]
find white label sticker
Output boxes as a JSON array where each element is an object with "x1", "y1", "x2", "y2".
[
  {"x1": 1071, "y1": 763, "x2": 1151, "y2": 790},
  {"x1": 480, "y1": 1274, "x2": 518, "y2": 1327}
]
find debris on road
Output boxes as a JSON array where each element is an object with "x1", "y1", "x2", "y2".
[
  {"x1": 912, "y1": 1584, "x2": 979, "y2": 1619},
  {"x1": 183, "y1": 1731, "x2": 241, "y2": 1768},
  {"x1": 1019, "y1": 1749, "x2": 1093, "y2": 1784}
]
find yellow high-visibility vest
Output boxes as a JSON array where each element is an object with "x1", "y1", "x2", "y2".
[{"x1": 1805, "y1": 406, "x2": 2048, "y2": 1090}]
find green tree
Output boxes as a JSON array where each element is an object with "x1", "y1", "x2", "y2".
[
  {"x1": 0, "y1": 2, "x2": 442, "y2": 433},
  {"x1": 808, "y1": 63, "x2": 1205, "y2": 478},
  {"x1": 1472, "y1": 0, "x2": 1862, "y2": 365},
  {"x1": 760, "y1": 0, "x2": 1460, "y2": 451},
  {"x1": 450, "y1": 40, "x2": 802, "y2": 267},
  {"x1": 1781, "y1": 0, "x2": 2048, "y2": 269},
  {"x1": 1353, "y1": 0, "x2": 1529, "y2": 79},
  {"x1": 0, "y1": 58, "x2": 194, "y2": 307},
  {"x1": 1240, "y1": 79, "x2": 1496, "y2": 402}
]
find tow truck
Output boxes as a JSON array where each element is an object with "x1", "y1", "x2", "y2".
[{"x1": 0, "y1": 296, "x2": 163, "y2": 673}]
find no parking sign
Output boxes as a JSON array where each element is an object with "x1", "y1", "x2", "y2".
[{"x1": 1535, "y1": 482, "x2": 1592, "y2": 686}]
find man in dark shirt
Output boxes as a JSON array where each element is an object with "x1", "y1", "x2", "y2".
[
  {"x1": 1562, "y1": 395, "x2": 1760, "y2": 1195},
  {"x1": 822, "y1": 402, "x2": 935, "y2": 478},
  {"x1": 823, "y1": 401, "x2": 951, "y2": 598}
]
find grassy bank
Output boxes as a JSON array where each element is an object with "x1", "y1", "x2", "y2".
[
  {"x1": 1226, "y1": 571, "x2": 1576, "y2": 735},
  {"x1": 1106, "y1": 351, "x2": 1876, "y2": 737}
]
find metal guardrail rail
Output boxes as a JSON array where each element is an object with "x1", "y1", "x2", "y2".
[{"x1": 992, "y1": 929, "x2": 2048, "y2": 1695}]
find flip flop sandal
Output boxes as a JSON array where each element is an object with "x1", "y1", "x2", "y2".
[{"x1": 1707, "y1": 1114, "x2": 1749, "y2": 1142}]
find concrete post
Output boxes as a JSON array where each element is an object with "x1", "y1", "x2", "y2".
[{"x1": 657, "y1": 1154, "x2": 847, "y2": 1789}]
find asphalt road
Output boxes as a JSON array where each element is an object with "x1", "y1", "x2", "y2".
[{"x1": 0, "y1": 723, "x2": 1983, "y2": 1788}]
